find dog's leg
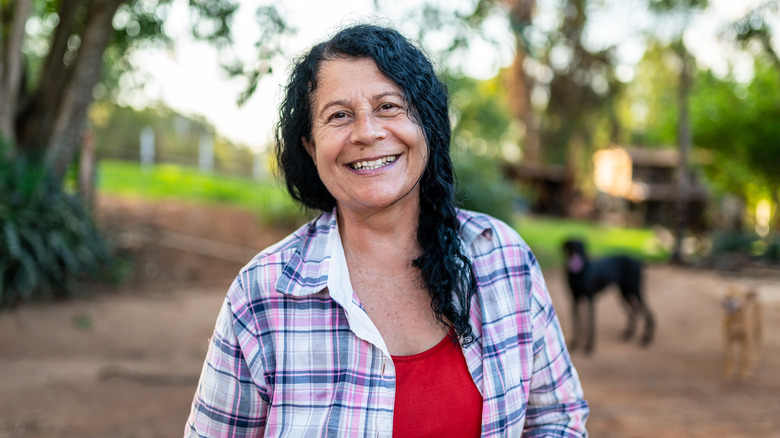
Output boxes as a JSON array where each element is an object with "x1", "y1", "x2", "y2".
[
  {"x1": 584, "y1": 297, "x2": 596, "y2": 355},
  {"x1": 637, "y1": 297, "x2": 655, "y2": 347},
  {"x1": 753, "y1": 300, "x2": 763, "y2": 366},
  {"x1": 723, "y1": 333, "x2": 736, "y2": 380},
  {"x1": 739, "y1": 335, "x2": 752, "y2": 381},
  {"x1": 620, "y1": 295, "x2": 638, "y2": 341},
  {"x1": 568, "y1": 297, "x2": 581, "y2": 352},
  {"x1": 740, "y1": 310, "x2": 756, "y2": 381}
]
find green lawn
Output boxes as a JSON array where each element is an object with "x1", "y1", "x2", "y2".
[
  {"x1": 97, "y1": 160, "x2": 668, "y2": 267},
  {"x1": 514, "y1": 215, "x2": 668, "y2": 268},
  {"x1": 97, "y1": 160, "x2": 308, "y2": 227}
]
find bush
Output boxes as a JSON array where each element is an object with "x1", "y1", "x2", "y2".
[
  {"x1": 0, "y1": 149, "x2": 111, "y2": 307},
  {"x1": 709, "y1": 231, "x2": 760, "y2": 255},
  {"x1": 708, "y1": 230, "x2": 780, "y2": 263},
  {"x1": 454, "y1": 150, "x2": 518, "y2": 224}
]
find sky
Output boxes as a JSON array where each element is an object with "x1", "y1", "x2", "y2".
[{"x1": 125, "y1": 0, "x2": 766, "y2": 153}]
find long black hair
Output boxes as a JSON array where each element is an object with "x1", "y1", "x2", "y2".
[{"x1": 275, "y1": 24, "x2": 477, "y2": 344}]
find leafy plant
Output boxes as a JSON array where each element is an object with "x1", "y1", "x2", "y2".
[
  {"x1": 454, "y1": 150, "x2": 518, "y2": 224},
  {"x1": 0, "y1": 147, "x2": 111, "y2": 307},
  {"x1": 709, "y1": 230, "x2": 780, "y2": 262}
]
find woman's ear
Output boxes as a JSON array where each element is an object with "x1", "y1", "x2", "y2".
[{"x1": 302, "y1": 136, "x2": 315, "y2": 159}]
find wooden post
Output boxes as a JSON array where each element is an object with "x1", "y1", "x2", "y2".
[{"x1": 79, "y1": 127, "x2": 96, "y2": 209}]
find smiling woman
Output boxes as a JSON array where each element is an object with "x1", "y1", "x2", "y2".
[
  {"x1": 185, "y1": 23, "x2": 589, "y2": 437},
  {"x1": 302, "y1": 57, "x2": 428, "y2": 221}
]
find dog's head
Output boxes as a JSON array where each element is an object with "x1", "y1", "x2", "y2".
[
  {"x1": 722, "y1": 285, "x2": 758, "y2": 315},
  {"x1": 562, "y1": 239, "x2": 587, "y2": 274}
]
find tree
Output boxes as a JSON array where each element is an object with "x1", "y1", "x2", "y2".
[
  {"x1": 646, "y1": 0, "x2": 708, "y2": 262},
  {"x1": 733, "y1": 1, "x2": 780, "y2": 72},
  {"x1": 0, "y1": 0, "x2": 283, "y2": 183},
  {"x1": 731, "y1": 1, "x2": 780, "y2": 229},
  {"x1": 2, "y1": 0, "x2": 162, "y2": 180},
  {"x1": 691, "y1": 59, "x2": 780, "y2": 229},
  {"x1": 0, "y1": 0, "x2": 285, "y2": 304}
]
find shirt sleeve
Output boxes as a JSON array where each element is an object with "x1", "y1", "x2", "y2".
[
  {"x1": 522, "y1": 256, "x2": 590, "y2": 437},
  {"x1": 185, "y1": 280, "x2": 269, "y2": 437}
]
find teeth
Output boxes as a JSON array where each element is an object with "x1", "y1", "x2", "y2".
[{"x1": 350, "y1": 155, "x2": 396, "y2": 170}]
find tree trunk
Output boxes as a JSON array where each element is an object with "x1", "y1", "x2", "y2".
[
  {"x1": 45, "y1": 0, "x2": 126, "y2": 181},
  {"x1": 671, "y1": 46, "x2": 692, "y2": 263},
  {"x1": 0, "y1": 0, "x2": 33, "y2": 143},
  {"x1": 505, "y1": 0, "x2": 539, "y2": 163},
  {"x1": 16, "y1": 0, "x2": 86, "y2": 152},
  {"x1": 507, "y1": 49, "x2": 540, "y2": 163}
]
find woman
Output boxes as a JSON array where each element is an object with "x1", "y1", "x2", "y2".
[{"x1": 186, "y1": 24, "x2": 588, "y2": 437}]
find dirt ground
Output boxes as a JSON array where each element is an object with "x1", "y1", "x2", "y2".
[{"x1": 1, "y1": 195, "x2": 779, "y2": 438}]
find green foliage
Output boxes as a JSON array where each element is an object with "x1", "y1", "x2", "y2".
[
  {"x1": 448, "y1": 74, "x2": 522, "y2": 225},
  {"x1": 453, "y1": 150, "x2": 517, "y2": 225},
  {"x1": 97, "y1": 160, "x2": 309, "y2": 227},
  {"x1": 0, "y1": 148, "x2": 111, "y2": 307},
  {"x1": 709, "y1": 230, "x2": 780, "y2": 262},
  {"x1": 709, "y1": 231, "x2": 760, "y2": 255},
  {"x1": 514, "y1": 215, "x2": 669, "y2": 269},
  {"x1": 691, "y1": 58, "x2": 780, "y2": 198},
  {"x1": 648, "y1": 0, "x2": 708, "y2": 13},
  {"x1": 449, "y1": 74, "x2": 515, "y2": 148},
  {"x1": 623, "y1": 42, "x2": 680, "y2": 145}
]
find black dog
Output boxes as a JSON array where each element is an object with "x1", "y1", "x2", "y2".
[{"x1": 562, "y1": 239, "x2": 654, "y2": 354}]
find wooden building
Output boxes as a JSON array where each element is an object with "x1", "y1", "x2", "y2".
[{"x1": 592, "y1": 146, "x2": 709, "y2": 229}]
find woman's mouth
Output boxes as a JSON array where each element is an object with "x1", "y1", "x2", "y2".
[{"x1": 349, "y1": 155, "x2": 398, "y2": 170}]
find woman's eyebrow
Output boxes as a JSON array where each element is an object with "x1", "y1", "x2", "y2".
[
  {"x1": 373, "y1": 91, "x2": 403, "y2": 101},
  {"x1": 317, "y1": 99, "x2": 349, "y2": 118}
]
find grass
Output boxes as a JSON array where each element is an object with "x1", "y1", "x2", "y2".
[
  {"x1": 97, "y1": 160, "x2": 309, "y2": 227},
  {"x1": 514, "y1": 215, "x2": 668, "y2": 269},
  {"x1": 96, "y1": 160, "x2": 668, "y2": 268}
]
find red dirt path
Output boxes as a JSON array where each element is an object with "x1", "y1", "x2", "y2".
[{"x1": 1, "y1": 195, "x2": 778, "y2": 437}]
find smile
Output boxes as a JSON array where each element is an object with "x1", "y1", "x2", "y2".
[{"x1": 349, "y1": 155, "x2": 398, "y2": 170}]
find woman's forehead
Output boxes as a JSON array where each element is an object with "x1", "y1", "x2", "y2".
[{"x1": 310, "y1": 58, "x2": 405, "y2": 107}]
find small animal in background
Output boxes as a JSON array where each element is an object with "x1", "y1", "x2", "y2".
[
  {"x1": 722, "y1": 285, "x2": 763, "y2": 381},
  {"x1": 562, "y1": 239, "x2": 655, "y2": 354}
]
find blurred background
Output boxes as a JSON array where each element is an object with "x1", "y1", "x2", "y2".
[{"x1": 1, "y1": 0, "x2": 779, "y2": 437}]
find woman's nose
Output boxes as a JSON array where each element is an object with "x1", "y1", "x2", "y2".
[{"x1": 350, "y1": 112, "x2": 387, "y2": 145}]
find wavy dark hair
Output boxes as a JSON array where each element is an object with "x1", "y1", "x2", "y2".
[{"x1": 275, "y1": 24, "x2": 477, "y2": 344}]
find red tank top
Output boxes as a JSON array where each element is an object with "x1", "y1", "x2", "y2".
[{"x1": 391, "y1": 330, "x2": 483, "y2": 437}]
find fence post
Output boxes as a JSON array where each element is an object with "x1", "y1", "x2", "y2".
[
  {"x1": 199, "y1": 134, "x2": 214, "y2": 173},
  {"x1": 140, "y1": 126, "x2": 155, "y2": 171}
]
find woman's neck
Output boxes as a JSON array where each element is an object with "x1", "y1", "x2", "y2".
[{"x1": 336, "y1": 201, "x2": 421, "y2": 263}]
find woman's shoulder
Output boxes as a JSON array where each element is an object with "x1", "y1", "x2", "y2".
[
  {"x1": 456, "y1": 209, "x2": 529, "y2": 248},
  {"x1": 233, "y1": 211, "x2": 336, "y2": 290}
]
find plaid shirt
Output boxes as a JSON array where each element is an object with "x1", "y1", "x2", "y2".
[{"x1": 186, "y1": 209, "x2": 588, "y2": 437}]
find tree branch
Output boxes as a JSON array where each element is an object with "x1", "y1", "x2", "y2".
[
  {"x1": 46, "y1": 0, "x2": 126, "y2": 180},
  {"x1": 16, "y1": 0, "x2": 86, "y2": 151},
  {"x1": 0, "y1": 0, "x2": 33, "y2": 142}
]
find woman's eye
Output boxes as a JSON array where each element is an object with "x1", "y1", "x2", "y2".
[
  {"x1": 379, "y1": 103, "x2": 402, "y2": 114},
  {"x1": 328, "y1": 111, "x2": 350, "y2": 123}
]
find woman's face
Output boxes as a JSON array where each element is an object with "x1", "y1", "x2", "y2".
[{"x1": 303, "y1": 57, "x2": 428, "y2": 219}]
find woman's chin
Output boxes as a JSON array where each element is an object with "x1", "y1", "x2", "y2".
[{"x1": 338, "y1": 192, "x2": 420, "y2": 217}]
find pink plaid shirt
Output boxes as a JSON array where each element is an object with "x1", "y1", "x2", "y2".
[{"x1": 186, "y1": 209, "x2": 588, "y2": 437}]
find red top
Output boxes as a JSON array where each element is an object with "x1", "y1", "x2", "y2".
[{"x1": 391, "y1": 330, "x2": 483, "y2": 437}]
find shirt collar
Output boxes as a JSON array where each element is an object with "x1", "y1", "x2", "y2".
[
  {"x1": 274, "y1": 209, "x2": 338, "y2": 297},
  {"x1": 274, "y1": 208, "x2": 495, "y2": 298}
]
